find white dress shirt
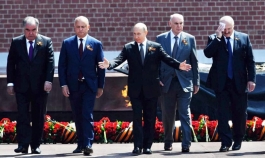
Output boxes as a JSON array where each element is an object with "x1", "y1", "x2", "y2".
[
  {"x1": 170, "y1": 30, "x2": 181, "y2": 53},
  {"x1": 78, "y1": 34, "x2": 87, "y2": 51},
  {"x1": 138, "y1": 38, "x2": 147, "y2": 58},
  {"x1": 224, "y1": 31, "x2": 234, "y2": 53}
]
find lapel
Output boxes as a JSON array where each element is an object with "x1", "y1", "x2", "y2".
[
  {"x1": 221, "y1": 36, "x2": 228, "y2": 53},
  {"x1": 163, "y1": 32, "x2": 172, "y2": 56},
  {"x1": 82, "y1": 35, "x2": 93, "y2": 60},
  {"x1": 20, "y1": 36, "x2": 30, "y2": 62},
  {"x1": 176, "y1": 32, "x2": 186, "y2": 59},
  {"x1": 133, "y1": 41, "x2": 143, "y2": 66},
  {"x1": 233, "y1": 31, "x2": 240, "y2": 53},
  {"x1": 144, "y1": 40, "x2": 157, "y2": 66},
  {"x1": 73, "y1": 36, "x2": 80, "y2": 60},
  {"x1": 32, "y1": 35, "x2": 42, "y2": 60}
]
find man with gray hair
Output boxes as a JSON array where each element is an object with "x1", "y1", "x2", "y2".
[
  {"x1": 204, "y1": 15, "x2": 256, "y2": 152},
  {"x1": 7, "y1": 16, "x2": 54, "y2": 154},
  {"x1": 156, "y1": 13, "x2": 199, "y2": 152},
  {"x1": 99, "y1": 22, "x2": 191, "y2": 155}
]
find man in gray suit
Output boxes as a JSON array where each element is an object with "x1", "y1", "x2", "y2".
[{"x1": 156, "y1": 13, "x2": 199, "y2": 152}]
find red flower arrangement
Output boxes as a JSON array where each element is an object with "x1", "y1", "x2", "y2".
[
  {"x1": 1, "y1": 115, "x2": 265, "y2": 144},
  {"x1": 154, "y1": 117, "x2": 164, "y2": 142},
  {"x1": 0, "y1": 118, "x2": 16, "y2": 143},
  {"x1": 95, "y1": 117, "x2": 130, "y2": 143},
  {"x1": 246, "y1": 116, "x2": 264, "y2": 141}
]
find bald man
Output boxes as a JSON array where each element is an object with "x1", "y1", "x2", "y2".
[
  {"x1": 204, "y1": 16, "x2": 256, "y2": 152},
  {"x1": 58, "y1": 16, "x2": 105, "y2": 156},
  {"x1": 99, "y1": 23, "x2": 191, "y2": 155}
]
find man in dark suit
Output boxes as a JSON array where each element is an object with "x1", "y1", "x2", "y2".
[
  {"x1": 204, "y1": 16, "x2": 256, "y2": 152},
  {"x1": 58, "y1": 16, "x2": 105, "y2": 156},
  {"x1": 156, "y1": 13, "x2": 199, "y2": 152},
  {"x1": 98, "y1": 23, "x2": 191, "y2": 155},
  {"x1": 6, "y1": 16, "x2": 54, "y2": 154}
]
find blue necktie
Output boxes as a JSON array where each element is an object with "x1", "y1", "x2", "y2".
[
  {"x1": 29, "y1": 41, "x2": 34, "y2": 61},
  {"x1": 226, "y1": 37, "x2": 233, "y2": 79},
  {"x1": 172, "y1": 36, "x2": 178, "y2": 58}
]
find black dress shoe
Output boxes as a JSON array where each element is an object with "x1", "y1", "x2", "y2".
[
  {"x1": 143, "y1": 148, "x2": 152, "y2": 154},
  {"x1": 73, "y1": 146, "x2": 83, "y2": 153},
  {"x1": 182, "y1": 147, "x2": 190, "y2": 152},
  {"x1": 164, "y1": 143, "x2": 173, "y2": 151},
  {"x1": 132, "y1": 147, "x2": 142, "y2": 155},
  {"x1": 31, "y1": 147, "x2": 41, "y2": 154},
  {"x1": 164, "y1": 146, "x2": 173, "y2": 151},
  {"x1": 232, "y1": 143, "x2": 241, "y2": 150},
  {"x1": 83, "y1": 146, "x2": 93, "y2": 156},
  {"x1": 219, "y1": 145, "x2": 230, "y2": 152},
  {"x1": 14, "y1": 146, "x2": 28, "y2": 154}
]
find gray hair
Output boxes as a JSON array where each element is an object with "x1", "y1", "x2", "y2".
[
  {"x1": 74, "y1": 16, "x2": 89, "y2": 25},
  {"x1": 170, "y1": 13, "x2": 184, "y2": 22},
  {"x1": 23, "y1": 16, "x2": 39, "y2": 28},
  {"x1": 134, "y1": 23, "x2": 148, "y2": 32},
  {"x1": 220, "y1": 16, "x2": 234, "y2": 26}
]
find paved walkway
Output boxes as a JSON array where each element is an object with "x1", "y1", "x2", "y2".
[{"x1": 1, "y1": 142, "x2": 265, "y2": 157}]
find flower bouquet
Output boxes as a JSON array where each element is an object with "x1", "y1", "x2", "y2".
[{"x1": 0, "y1": 118, "x2": 16, "y2": 143}]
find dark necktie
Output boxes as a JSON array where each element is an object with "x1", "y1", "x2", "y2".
[
  {"x1": 226, "y1": 37, "x2": 233, "y2": 79},
  {"x1": 78, "y1": 39, "x2": 83, "y2": 80},
  {"x1": 140, "y1": 43, "x2": 144, "y2": 65},
  {"x1": 29, "y1": 41, "x2": 34, "y2": 61},
  {"x1": 79, "y1": 39, "x2": 83, "y2": 57},
  {"x1": 172, "y1": 36, "x2": 178, "y2": 58}
]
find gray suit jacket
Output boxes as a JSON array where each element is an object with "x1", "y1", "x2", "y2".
[{"x1": 156, "y1": 31, "x2": 199, "y2": 93}]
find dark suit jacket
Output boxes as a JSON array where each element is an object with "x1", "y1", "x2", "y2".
[
  {"x1": 204, "y1": 31, "x2": 256, "y2": 93},
  {"x1": 156, "y1": 31, "x2": 199, "y2": 93},
  {"x1": 108, "y1": 40, "x2": 182, "y2": 98},
  {"x1": 7, "y1": 34, "x2": 54, "y2": 93},
  {"x1": 58, "y1": 35, "x2": 105, "y2": 92}
]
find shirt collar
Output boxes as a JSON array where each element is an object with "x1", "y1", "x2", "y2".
[
  {"x1": 26, "y1": 39, "x2": 35, "y2": 43},
  {"x1": 138, "y1": 38, "x2": 147, "y2": 46},
  {"x1": 170, "y1": 30, "x2": 181, "y2": 39},
  {"x1": 78, "y1": 34, "x2": 88, "y2": 41}
]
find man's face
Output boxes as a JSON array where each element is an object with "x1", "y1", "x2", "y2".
[
  {"x1": 24, "y1": 24, "x2": 38, "y2": 41},
  {"x1": 169, "y1": 17, "x2": 184, "y2": 35},
  {"x1": 74, "y1": 20, "x2": 90, "y2": 38},
  {"x1": 133, "y1": 27, "x2": 147, "y2": 43},
  {"x1": 222, "y1": 22, "x2": 234, "y2": 37}
]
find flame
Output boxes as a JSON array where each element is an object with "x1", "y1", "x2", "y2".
[{"x1": 121, "y1": 85, "x2": 131, "y2": 107}]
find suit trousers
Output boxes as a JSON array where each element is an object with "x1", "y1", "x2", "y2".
[
  {"x1": 15, "y1": 90, "x2": 48, "y2": 148},
  {"x1": 215, "y1": 77, "x2": 247, "y2": 146},
  {"x1": 161, "y1": 77, "x2": 192, "y2": 148},
  {"x1": 130, "y1": 88, "x2": 158, "y2": 149},
  {"x1": 69, "y1": 81, "x2": 96, "y2": 148}
]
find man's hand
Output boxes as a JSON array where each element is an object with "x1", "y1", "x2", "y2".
[
  {"x1": 98, "y1": 58, "x2": 110, "y2": 69},
  {"x1": 7, "y1": 86, "x2": 15, "y2": 95},
  {"x1": 44, "y1": 81, "x2": 52, "y2": 93},
  {"x1": 179, "y1": 60, "x2": 191, "y2": 71},
  {"x1": 96, "y1": 88, "x2": 103, "y2": 98},
  {"x1": 159, "y1": 81, "x2": 164, "y2": 86},
  {"x1": 215, "y1": 23, "x2": 225, "y2": 38},
  {"x1": 62, "y1": 85, "x2": 70, "y2": 97},
  {"x1": 247, "y1": 81, "x2": 256, "y2": 92},
  {"x1": 193, "y1": 85, "x2": 199, "y2": 94}
]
